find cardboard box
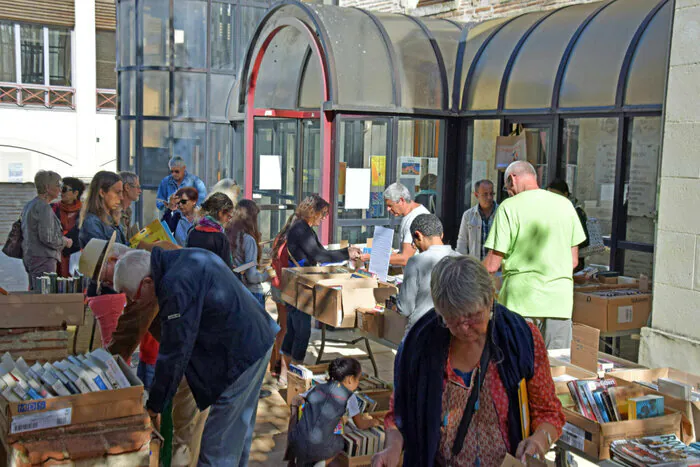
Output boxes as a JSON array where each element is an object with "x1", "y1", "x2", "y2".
[
  {"x1": 356, "y1": 309, "x2": 384, "y2": 338},
  {"x1": 573, "y1": 289, "x2": 651, "y2": 332},
  {"x1": 312, "y1": 279, "x2": 397, "y2": 328},
  {"x1": 280, "y1": 267, "x2": 350, "y2": 307},
  {"x1": 382, "y1": 309, "x2": 407, "y2": 346},
  {"x1": 286, "y1": 364, "x2": 328, "y2": 406},
  {"x1": 295, "y1": 273, "x2": 356, "y2": 316},
  {"x1": 550, "y1": 365, "x2": 597, "y2": 394},
  {"x1": 608, "y1": 367, "x2": 700, "y2": 442},
  {"x1": 0, "y1": 293, "x2": 85, "y2": 328},
  {"x1": 0, "y1": 356, "x2": 143, "y2": 439}
]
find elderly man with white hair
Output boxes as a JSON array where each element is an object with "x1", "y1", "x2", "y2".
[
  {"x1": 482, "y1": 161, "x2": 586, "y2": 350},
  {"x1": 156, "y1": 156, "x2": 207, "y2": 212},
  {"x1": 112, "y1": 246, "x2": 279, "y2": 466}
]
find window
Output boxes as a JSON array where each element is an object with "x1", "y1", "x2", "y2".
[
  {"x1": 211, "y1": 3, "x2": 234, "y2": 71},
  {"x1": 0, "y1": 22, "x2": 16, "y2": 82},
  {"x1": 174, "y1": 0, "x2": 207, "y2": 69},
  {"x1": 48, "y1": 28, "x2": 71, "y2": 86},
  {"x1": 467, "y1": 120, "x2": 500, "y2": 209},
  {"x1": 20, "y1": 24, "x2": 44, "y2": 84},
  {"x1": 209, "y1": 123, "x2": 232, "y2": 185},
  {"x1": 174, "y1": 72, "x2": 207, "y2": 118},
  {"x1": 96, "y1": 30, "x2": 116, "y2": 89},
  {"x1": 397, "y1": 119, "x2": 444, "y2": 215}
]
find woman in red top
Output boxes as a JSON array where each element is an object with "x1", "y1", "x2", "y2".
[
  {"x1": 373, "y1": 256, "x2": 565, "y2": 467},
  {"x1": 51, "y1": 177, "x2": 85, "y2": 277}
]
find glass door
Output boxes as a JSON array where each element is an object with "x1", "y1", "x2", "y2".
[{"x1": 501, "y1": 120, "x2": 553, "y2": 201}]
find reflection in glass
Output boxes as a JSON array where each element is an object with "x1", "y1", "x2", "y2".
[
  {"x1": 624, "y1": 117, "x2": 661, "y2": 245},
  {"x1": 118, "y1": 0, "x2": 136, "y2": 67},
  {"x1": 96, "y1": 31, "x2": 117, "y2": 89},
  {"x1": 211, "y1": 3, "x2": 234, "y2": 70},
  {"x1": 49, "y1": 29, "x2": 71, "y2": 86},
  {"x1": 469, "y1": 120, "x2": 501, "y2": 209},
  {"x1": 20, "y1": 25, "x2": 44, "y2": 84},
  {"x1": 142, "y1": 0, "x2": 170, "y2": 66},
  {"x1": 209, "y1": 123, "x2": 232, "y2": 184},
  {"x1": 141, "y1": 121, "x2": 170, "y2": 187},
  {"x1": 173, "y1": 122, "x2": 207, "y2": 180},
  {"x1": 174, "y1": 0, "x2": 207, "y2": 68},
  {"x1": 174, "y1": 72, "x2": 207, "y2": 118},
  {"x1": 509, "y1": 123, "x2": 551, "y2": 188},
  {"x1": 119, "y1": 120, "x2": 136, "y2": 173},
  {"x1": 397, "y1": 119, "x2": 443, "y2": 214},
  {"x1": 302, "y1": 119, "x2": 321, "y2": 198},
  {"x1": 0, "y1": 23, "x2": 16, "y2": 83},
  {"x1": 143, "y1": 71, "x2": 169, "y2": 116},
  {"x1": 561, "y1": 118, "x2": 619, "y2": 268},
  {"x1": 622, "y1": 249, "x2": 653, "y2": 278},
  {"x1": 120, "y1": 71, "x2": 136, "y2": 115},
  {"x1": 210, "y1": 73, "x2": 235, "y2": 120},
  {"x1": 336, "y1": 225, "x2": 390, "y2": 245},
  {"x1": 337, "y1": 119, "x2": 390, "y2": 220}
]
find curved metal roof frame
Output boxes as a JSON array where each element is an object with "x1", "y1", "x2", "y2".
[
  {"x1": 458, "y1": 0, "x2": 671, "y2": 114},
  {"x1": 236, "y1": 0, "x2": 466, "y2": 115}
]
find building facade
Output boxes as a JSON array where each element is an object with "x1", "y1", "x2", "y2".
[{"x1": 0, "y1": 0, "x2": 118, "y2": 183}]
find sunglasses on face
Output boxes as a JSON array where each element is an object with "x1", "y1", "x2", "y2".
[
  {"x1": 62, "y1": 186, "x2": 74, "y2": 193},
  {"x1": 171, "y1": 169, "x2": 182, "y2": 174},
  {"x1": 178, "y1": 198, "x2": 190, "y2": 205}
]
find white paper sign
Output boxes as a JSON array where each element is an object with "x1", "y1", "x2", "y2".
[
  {"x1": 344, "y1": 168, "x2": 371, "y2": 210},
  {"x1": 600, "y1": 183, "x2": 614, "y2": 202},
  {"x1": 8, "y1": 163, "x2": 23, "y2": 182},
  {"x1": 11, "y1": 408, "x2": 72, "y2": 434},
  {"x1": 259, "y1": 155, "x2": 282, "y2": 190},
  {"x1": 560, "y1": 422, "x2": 585, "y2": 451},
  {"x1": 428, "y1": 158, "x2": 438, "y2": 175},
  {"x1": 368, "y1": 226, "x2": 393, "y2": 282},
  {"x1": 617, "y1": 305, "x2": 633, "y2": 324}
]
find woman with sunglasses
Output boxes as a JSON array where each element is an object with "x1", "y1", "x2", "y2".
[
  {"x1": 163, "y1": 187, "x2": 199, "y2": 246},
  {"x1": 51, "y1": 177, "x2": 85, "y2": 277},
  {"x1": 186, "y1": 192, "x2": 234, "y2": 268}
]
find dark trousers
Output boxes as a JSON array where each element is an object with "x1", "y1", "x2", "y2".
[{"x1": 281, "y1": 306, "x2": 311, "y2": 362}]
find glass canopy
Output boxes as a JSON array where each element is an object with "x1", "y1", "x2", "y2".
[{"x1": 236, "y1": 0, "x2": 672, "y2": 117}]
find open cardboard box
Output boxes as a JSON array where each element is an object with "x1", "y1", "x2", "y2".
[
  {"x1": 573, "y1": 288, "x2": 651, "y2": 332},
  {"x1": 280, "y1": 266, "x2": 350, "y2": 307},
  {"x1": 311, "y1": 278, "x2": 397, "y2": 328},
  {"x1": 0, "y1": 293, "x2": 85, "y2": 328},
  {"x1": 550, "y1": 365, "x2": 597, "y2": 394},
  {"x1": 356, "y1": 309, "x2": 384, "y2": 338},
  {"x1": 295, "y1": 273, "x2": 357, "y2": 317},
  {"x1": 382, "y1": 308, "x2": 407, "y2": 346},
  {"x1": 0, "y1": 356, "x2": 143, "y2": 440}
]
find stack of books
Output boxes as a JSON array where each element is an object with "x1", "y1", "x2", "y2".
[
  {"x1": 610, "y1": 434, "x2": 700, "y2": 466},
  {"x1": 0, "y1": 349, "x2": 132, "y2": 401},
  {"x1": 357, "y1": 375, "x2": 391, "y2": 392},
  {"x1": 354, "y1": 393, "x2": 379, "y2": 414},
  {"x1": 566, "y1": 379, "x2": 666, "y2": 423},
  {"x1": 343, "y1": 424, "x2": 386, "y2": 458}
]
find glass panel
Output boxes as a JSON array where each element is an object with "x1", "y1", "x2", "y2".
[
  {"x1": 209, "y1": 123, "x2": 232, "y2": 185},
  {"x1": 237, "y1": 6, "x2": 266, "y2": 68},
  {"x1": 622, "y1": 249, "x2": 653, "y2": 278},
  {"x1": 311, "y1": 5, "x2": 393, "y2": 107},
  {"x1": 336, "y1": 224, "x2": 390, "y2": 245},
  {"x1": 173, "y1": 122, "x2": 207, "y2": 181},
  {"x1": 96, "y1": 31, "x2": 116, "y2": 89},
  {"x1": 467, "y1": 12, "x2": 547, "y2": 111},
  {"x1": 232, "y1": 122, "x2": 244, "y2": 185},
  {"x1": 142, "y1": 0, "x2": 170, "y2": 66},
  {"x1": 174, "y1": 71, "x2": 206, "y2": 118},
  {"x1": 119, "y1": 120, "x2": 136, "y2": 172},
  {"x1": 375, "y1": 14, "x2": 442, "y2": 109},
  {"x1": 48, "y1": 29, "x2": 71, "y2": 86},
  {"x1": 210, "y1": 73, "x2": 235, "y2": 120},
  {"x1": 302, "y1": 119, "x2": 321, "y2": 197},
  {"x1": 0, "y1": 22, "x2": 16, "y2": 82},
  {"x1": 468, "y1": 120, "x2": 501, "y2": 209},
  {"x1": 118, "y1": 0, "x2": 136, "y2": 67},
  {"x1": 458, "y1": 18, "x2": 509, "y2": 109},
  {"x1": 119, "y1": 71, "x2": 136, "y2": 115},
  {"x1": 141, "y1": 120, "x2": 170, "y2": 187},
  {"x1": 141, "y1": 189, "x2": 160, "y2": 227},
  {"x1": 211, "y1": 2, "x2": 234, "y2": 71},
  {"x1": 298, "y1": 49, "x2": 321, "y2": 109},
  {"x1": 174, "y1": 0, "x2": 207, "y2": 69},
  {"x1": 20, "y1": 25, "x2": 44, "y2": 85},
  {"x1": 397, "y1": 119, "x2": 444, "y2": 215},
  {"x1": 560, "y1": 117, "x2": 619, "y2": 268},
  {"x1": 625, "y1": 1, "x2": 673, "y2": 107},
  {"x1": 624, "y1": 117, "x2": 661, "y2": 244},
  {"x1": 559, "y1": 0, "x2": 659, "y2": 108},
  {"x1": 507, "y1": 123, "x2": 551, "y2": 188},
  {"x1": 142, "y1": 71, "x2": 169, "y2": 116},
  {"x1": 505, "y1": 3, "x2": 599, "y2": 110},
  {"x1": 421, "y1": 19, "x2": 462, "y2": 107},
  {"x1": 337, "y1": 119, "x2": 390, "y2": 220}
]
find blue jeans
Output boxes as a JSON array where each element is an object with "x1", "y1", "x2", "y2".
[
  {"x1": 198, "y1": 346, "x2": 272, "y2": 466},
  {"x1": 137, "y1": 361, "x2": 155, "y2": 391},
  {"x1": 280, "y1": 306, "x2": 311, "y2": 362}
]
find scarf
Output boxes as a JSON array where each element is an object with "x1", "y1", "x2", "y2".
[
  {"x1": 393, "y1": 304, "x2": 535, "y2": 466},
  {"x1": 195, "y1": 215, "x2": 224, "y2": 233},
  {"x1": 54, "y1": 201, "x2": 82, "y2": 235}
]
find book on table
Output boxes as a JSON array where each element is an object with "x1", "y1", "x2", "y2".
[{"x1": 610, "y1": 434, "x2": 700, "y2": 466}]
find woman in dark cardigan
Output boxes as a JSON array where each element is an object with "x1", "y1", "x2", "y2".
[{"x1": 186, "y1": 192, "x2": 234, "y2": 268}]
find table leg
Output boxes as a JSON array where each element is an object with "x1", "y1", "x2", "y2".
[
  {"x1": 316, "y1": 323, "x2": 327, "y2": 364},
  {"x1": 364, "y1": 337, "x2": 379, "y2": 377}
]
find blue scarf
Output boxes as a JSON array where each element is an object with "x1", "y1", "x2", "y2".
[{"x1": 393, "y1": 304, "x2": 535, "y2": 465}]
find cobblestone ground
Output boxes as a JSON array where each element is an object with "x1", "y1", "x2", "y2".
[{"x1": 0, "y1": 252, "x2": 28, "y2": 291}]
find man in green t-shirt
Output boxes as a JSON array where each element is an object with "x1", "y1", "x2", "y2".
[{"x1": 483, "y1": 161, "x2": 586, "y2": 349}]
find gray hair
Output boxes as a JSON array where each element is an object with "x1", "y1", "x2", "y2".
[
  {"x1": 474, "y1": 179, "x2": 494, "y2": 192},
  {"x1": 114, "y1": 250, "x2": 152, "y2": 299},
  {"x1": 384, "y1": 182, "x2": 412, "y2": 203},
  {"x1": 430, "y1": 255, "x2": 494, "y2": 320},
  {"x1": 504, "y1": 161, "x2": 536, "y2": 180},
  {"x1": 119, "y1": 171, "x2": 138, "y2": 186},
  {"x1": 211, "y1": 178, "x2": 240, "y2": 205},
  {"x1": 168, "y1": 156, "x2": 186, "y2": 169},
  {"x1": 34, "y1": 170, "x2": 61, "y2": 195},
  {"x1": 410, "y1": 214, "x2": 443, "y2": 238}
]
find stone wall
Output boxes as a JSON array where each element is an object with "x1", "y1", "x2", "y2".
[{"x1": 640, "y1": 0, "x2": 700, "y2": 373}]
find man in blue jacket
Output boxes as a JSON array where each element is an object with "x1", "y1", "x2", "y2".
[
  {"x1": 113, "y1": 246, "x2": 279, "y2": 466},
  {"x1": 156, "y1": 156, "x2": 207, "y2": 212}
]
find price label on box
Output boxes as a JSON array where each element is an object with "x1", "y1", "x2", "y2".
[
  {"x1": 617, "y1": 305, "x2": 633, "y2": 324},
  {"x1": 10, "y1": 407, "x2": 72, "y2": 434}
]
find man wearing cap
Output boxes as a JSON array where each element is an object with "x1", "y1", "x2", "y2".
[{"x1": 111, "y1": 246, "x2": 279, "y2": 466}]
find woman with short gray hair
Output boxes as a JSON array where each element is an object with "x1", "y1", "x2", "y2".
[
  {"x1": 20, "y1": 170, "x2": 72, "y2": 289},
  {"x1": 373, "y1": 255, "x2": 565, "y2": 467}
]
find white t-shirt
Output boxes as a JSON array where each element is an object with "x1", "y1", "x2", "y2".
[{"x1": 398, "y1": 204, "x2": 431, "y2": 247}]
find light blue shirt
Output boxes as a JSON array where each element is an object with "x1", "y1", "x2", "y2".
[{"x1": 174, "y1": 216, "x2": 195, "y2": 247}]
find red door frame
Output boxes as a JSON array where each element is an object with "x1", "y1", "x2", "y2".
[{"x1": 244, "y1": 19, "x2": 334, "y2": 243}]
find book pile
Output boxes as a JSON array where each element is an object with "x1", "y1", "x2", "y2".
[
  {"x1": 610, "y1": 434, "x2": 700, "y2": 466},
  {"x1": 343, "y1": 423, "x2": 386, "y2": 458},
  {"x1": 354, "y1": 393, "x2": 379, "y2": 414},
  {"x1": 357, "y1": 375, "x2": 391, "y2": 392},
  {"x1": 566, "y1": 379, "x2": 666, "y2": 423},
  {"x1": 0, "y1": 348, "x2": 132, "y2": 402}
]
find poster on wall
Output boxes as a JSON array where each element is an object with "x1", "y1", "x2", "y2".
[
  {"x1": 428, "y1": 158, "x2": 438, "y2": 176},
  {"x1": 259, "y1": 155, "x2": 282, "y2": 190},
  {"x1": 8, "y1": 163, "x2": 23, "y2": 182},
  {"x1": 345, "y1": 168, "x2": 371, "y2": 210},
  {"x1": 399, "y1": 157, "x2": 422, "y2": 176},
  {"x1": 370, "y1": 156, "x2": 386, "y2": 187},
  {"x1": 366, "y1": 192, "x2": 385, "y2": 218}
]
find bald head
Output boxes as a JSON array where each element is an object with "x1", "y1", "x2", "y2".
[{"x1": 504, "y1": 161, "x2": 539, "y2": 196}]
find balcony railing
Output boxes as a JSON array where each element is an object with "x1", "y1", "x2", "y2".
[
  {"x1": 97, "y1": 88, "x2": 117, "y2": 111},
  {"x1": 0, "y1": 82, "x2": 76, "y2": 109}
]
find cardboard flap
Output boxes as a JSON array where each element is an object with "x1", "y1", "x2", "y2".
[{"x1": 571, "y1": 324, "x2": 600, "y2": 374}]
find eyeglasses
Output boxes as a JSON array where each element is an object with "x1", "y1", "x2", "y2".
[
  {"x1": 170, "y1": 169, "x2": 182, "y2": 174},
  {"x1": 62, "y1": 186, "x2": 74, "y2": 193},
  {"x1": 127, "y1": 183, "x2": 141, "y2": 190},
  {"x1": 178, "y1": 198, "x2": 190, "y2": 205},
  {"x1": 439, "y1": 308, "x2": 492, "y2": 329}
]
